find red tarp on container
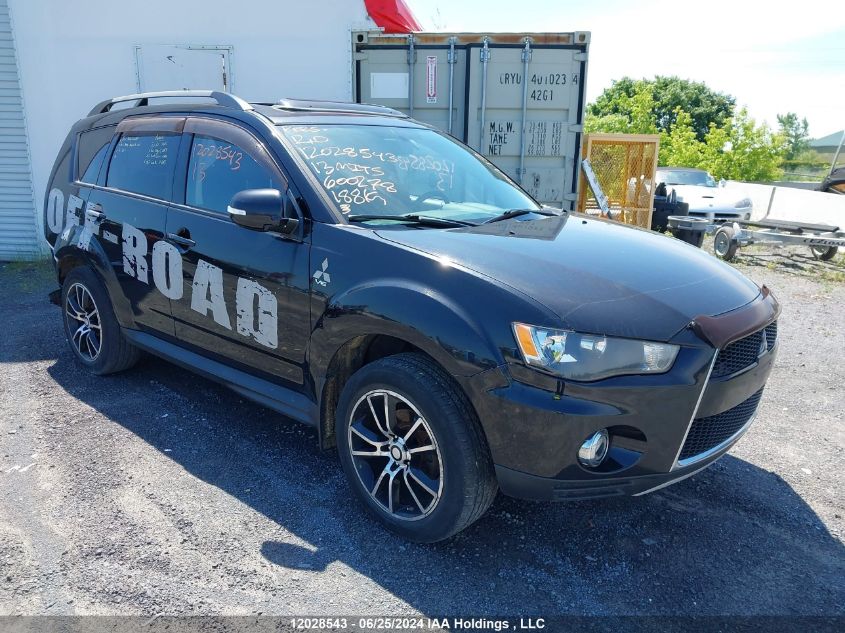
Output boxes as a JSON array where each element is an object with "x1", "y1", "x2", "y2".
[{"x1": 365, "y1": 0, "x2": 422, "y2": 33}]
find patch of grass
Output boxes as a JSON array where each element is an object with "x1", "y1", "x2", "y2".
[
  {"x1": 0, "y1": 259, "x2": 55, "y2": 293},
  {"x1": 819, "y1": 268, "x2": 845, "y2": 284},
  {"x1": 829, "y1": 253, "x2": 845, "y2": 269}
]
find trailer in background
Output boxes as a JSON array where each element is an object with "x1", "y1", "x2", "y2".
[
  {"x1": 667, "y1": 215, "x2": 843, "y2": 262},
  {"x1": 353, "y1": 31, "x2": 590, "y2": 210}
]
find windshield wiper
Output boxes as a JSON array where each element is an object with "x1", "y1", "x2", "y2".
[
  {"x1": 347, "y1": 213, "x2": 476, "y2": 228},
  {"x1": 482, "y1": 208, "x2": 562, "y2": 224}
]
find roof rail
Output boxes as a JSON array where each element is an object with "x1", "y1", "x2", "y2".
[
  {"x1": 273, "y1": 98, "x2": 406, "y2": 118},
  {"x1": 88, "y1": 90, "x2": 254, "y2": 116}
]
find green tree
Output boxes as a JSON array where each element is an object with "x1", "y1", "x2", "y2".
[
  {"x1": 658, "y1": 108, "x2": 704, "y2": 168},
  {"x1": 776, "y1": 112, "x2": 810, "y2": 159},
  {"x1": 702, "y1": 108, "x2": 786, "y2": 181},
  {"x1": 588, "y1": 76, "x2": 735, "y2": 141},
  {"x1": 657, "y1": 107, "x2": 786, "y2": 181},
  {"x1": 584, "y1": 81, "x2": 657, "y2": 135}
]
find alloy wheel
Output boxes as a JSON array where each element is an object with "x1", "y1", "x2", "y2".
[
  {"x1": 347, "y1": 389, "x2": 443, "y2": 520},
  {"x1": 714, "y1": 231, "x2": 730, "y2": 257},
  {"x1": 65, "y1": 282, "x2": 102, "y2": 361}
]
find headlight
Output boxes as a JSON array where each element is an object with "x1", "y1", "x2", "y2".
[
  {"x1": 513, "y1": 323, "x2": 679, "y2": 381},
  {"x1": 734, "y1": 198, "x2": 752, "y2": 209}
]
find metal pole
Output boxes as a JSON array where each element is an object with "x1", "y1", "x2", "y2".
[
  {"x1": 518, "y1": 37, "x2": 532, "y2": 184},
  {"x1": 447, "y1": 37, "x2": 457, "y2": 135},
  {"x1": 478, "y1": 37, "x2": 490, "y2": 153},
  {"x1": 764, "y1": 186, "x2": 776, "y2": 220},
  {"x1": 407, "y1": 35, "x2": 415, "y2": 117}
]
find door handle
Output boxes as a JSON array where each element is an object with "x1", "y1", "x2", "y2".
[
  {"x1": 165, "y1": 232, "x2": 196, "y2": 249},
  {"x1": 85, "y1": 204, "x2": 105, "y2": 222}
]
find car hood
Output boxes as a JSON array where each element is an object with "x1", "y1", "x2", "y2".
[
  {"x1": 376, "y1": 213, "x2": 762, "y2": 342},
  {"x1": 671, "y1": 185, "x2": 745, "y2": 207}
]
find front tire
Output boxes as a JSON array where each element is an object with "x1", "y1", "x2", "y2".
[
  {"x1": 336, "y1": 353, "x2": 497, "y2": 542},
  {"x1": 61, "y1": 266, "x2": 140, "y2": 375}
]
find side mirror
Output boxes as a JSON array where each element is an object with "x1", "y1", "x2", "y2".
[
  {"x1": 227, "y1": 189, "x2": 299, "y2": 234},
  {"x1": 719, "y1": 178, "x2": 727, "y2": 188}
]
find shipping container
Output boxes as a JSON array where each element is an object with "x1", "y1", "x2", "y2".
[{"x1": 352, "y1": 31, "x2": 590, "y2": 209}]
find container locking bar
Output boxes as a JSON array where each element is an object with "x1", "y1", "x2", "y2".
[
  {"x1": 88, "y1": 90, "x2": 254, "y2": 117},
  {"x1": 518, "y1": 37, "x2": 533, "y2": 184},
  {"x1": 447, "y1": 36, "x2": 457, "y2": 135},
  {"x1": 478, "y1": 37, "x2": 491, "y2": 154},
  {"x1": 407, "y1": 34, "x2": 416, "y2": 117}
]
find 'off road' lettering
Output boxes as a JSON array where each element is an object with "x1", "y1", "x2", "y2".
[
  {"x1": 191, "y1": 260, "x2": 232, "y2": 330},
  {"x1": 151, "y1": 241, "x2": 183, "y2": 300},
  {"x1": 48, "y1": 189, "x2": 279, "y2": 351}
]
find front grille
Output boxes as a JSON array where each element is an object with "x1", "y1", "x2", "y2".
[
  {"x1": 765, "y1": 321, "x2": 778, "y2": 351},
  {"x1": 711, "y1": 321, "x2": 777, "y2": 378},
  {"x1": 679, "y1": 388, "x2": 764, "y2": 461}
]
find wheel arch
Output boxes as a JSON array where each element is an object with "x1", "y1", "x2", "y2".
[
  {"x1": 317, "y1": 333, "x2": 453, "y2": 450},
  {"x1": 54, "y1": 239, "x2": 136, "y2": 329},
  {"x1": 310, "y1": 280, "x2": 505, "y2": 450}
]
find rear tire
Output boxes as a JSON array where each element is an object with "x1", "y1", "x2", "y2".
[
  {"x1": 810, "y1": 245, "x2": 838, "y2": 261},
  {"x1": 336, "y1": 353, "x2": 497, "y2": 542},
  {"x1": 713, "y1": 226, "x2": 739, "y2": 261},
  {"x1": 61, "y1": 266, "x2": 140, "y2": 375}
]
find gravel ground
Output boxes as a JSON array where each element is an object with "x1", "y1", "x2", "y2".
[{"x1": 0, "y1": 246, "x2": 843, "y2": 618}]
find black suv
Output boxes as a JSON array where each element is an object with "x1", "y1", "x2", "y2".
[{"x1": 45, "y1": 90, "x2": 780, "y2": 542}]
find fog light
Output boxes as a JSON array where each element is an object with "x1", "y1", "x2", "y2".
[{"x1": 578, "y1": 429, "x2": 610, "y2": 468}]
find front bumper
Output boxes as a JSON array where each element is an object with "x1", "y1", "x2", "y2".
[
  {"x1": 688, "y1": 208, "x2": 752, "y2": 222},
  {"x1": 494, "y1": 421, "x2": 750, "y2": 501},
  {"x1": 462, "y1": 293, "x2": 779, "y2": 502}
]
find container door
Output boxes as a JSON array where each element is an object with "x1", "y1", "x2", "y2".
[
  {"x1": 465, "y1": 44, "x2": 585, "y2": 209},
  {"x1": 355, "y1": 33, "x2": 588, "y2": 210},
  {"x1": 355, "y1": 41, "x2": 468, "y2": 141}
]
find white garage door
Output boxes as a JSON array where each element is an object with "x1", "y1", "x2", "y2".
[{"x1": 0, "y1": 0, "x2": 39, "y2": 261}]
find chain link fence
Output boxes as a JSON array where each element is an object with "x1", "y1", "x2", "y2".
[{"x1": 577, "y1": 133, "x2": 660, "y2": 229}]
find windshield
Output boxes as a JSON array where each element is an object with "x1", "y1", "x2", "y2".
[
  {"x1": 657, "y1": 170, "x2": 716, "y2": 187},
  {"x1": 279, "y1": 124, "x2": 539, "y2": 223}
]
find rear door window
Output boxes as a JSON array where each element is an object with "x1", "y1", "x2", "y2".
[
  {"x1": 185, "y1": 134, "x2": 275, "y2": 213},
  {"x1": 77, "y1": 126, "x2": 116, "y2": 184},
  {"x1": 106, "y1": 132, "x2": 181, "y2": 200}
]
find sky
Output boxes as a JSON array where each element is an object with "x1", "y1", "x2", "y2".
[{"x1": 405, "y1": 0, "x2": 845, "y2": 138}]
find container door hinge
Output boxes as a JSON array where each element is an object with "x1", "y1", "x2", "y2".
[
  {"x1": 480, "y1": 42, "x2": 491, "y2": 63},
  {"x1": 521, "y1": 38, "x2": 533, "y2": 62},
  {"x1": 447, "y1": 36, "x2": 458, "y2": 64},
  {"x1": 569, "y1": 123, "x2": 583, "y2": 133},
  {"x1": 563, "y1": 192, "x2": 578, "y2": 202},
  {"x1": 574, "y1": 52, "x2": 588, "y2": 62},
  {"x1": 354, "y1": 52, "x2": 368, "y2": 61},
  {"x1": 407, "y1": 35, "x2": 416, "y2": 63}
]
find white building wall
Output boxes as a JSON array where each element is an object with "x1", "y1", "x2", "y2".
[
  {"x1": 0, "y1": 0, "x2": 39, "y2": 259},
  {"x1": 8, "y1": 0, "x2": 376, "y2": 253}
]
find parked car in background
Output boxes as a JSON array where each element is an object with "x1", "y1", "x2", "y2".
[{"x1": 656, "y1": 167, "x2": 753, "y2": 221}]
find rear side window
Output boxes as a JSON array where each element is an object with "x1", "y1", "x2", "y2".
[
  {"x1": 106, "y1": 132, "x2": 180, "y2": 200},
  {"x1": 186, "y1": 134, "x2": 275, "y2": 213},
  {"x1": 77, "y1": 126, "x2": 116, "y2": 184}
]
